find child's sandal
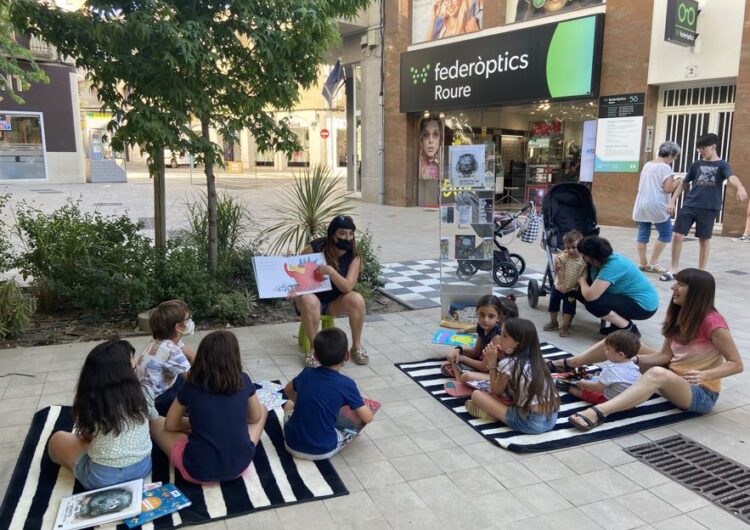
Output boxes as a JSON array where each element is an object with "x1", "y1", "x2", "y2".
[
  {"x1": 546, "y1": 358, "x2": 570, "y2": 373},
  {"x1": 568, "y1": 406, "x2": 606, "y2": 432}
]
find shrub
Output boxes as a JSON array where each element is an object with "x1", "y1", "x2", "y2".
[
  {"x1": 14, "y1": 202, "x2": 153, "y2": 313},
  {"x1": 211, "y1": 290, "x2": 258, "y2": 326},
  {"x1": 0, "y1": 279, "x2": 35, "y2": 338},
  {"x1": 355, "y1": 228, "x2": 384, "y2": 302}
]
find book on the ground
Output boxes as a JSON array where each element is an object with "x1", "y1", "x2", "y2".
[
  {"x1": 336, "y1": 397, "x2": 382, "y2": 435},
  {"x1": 251, "y1": 253, "x2": 332, "y2": 299},
  {"x1": 54, "y1": 479, "x2": 143, "y2": 530},
  {"x1": 124, "y1": 483, "x2": 191, "y2": 528},
  {"x1": 467, "y1": 379, "x2": 491, "y2": 392},
  {"x1": 432, "y1": 330, "x2": 477, "y2": 348}
]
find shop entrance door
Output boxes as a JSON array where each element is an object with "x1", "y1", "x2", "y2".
[{"x1": 655, "y1": 84, "x2": 735, "y2": 225}]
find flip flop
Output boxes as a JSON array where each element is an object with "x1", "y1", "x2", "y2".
[
  {"x1": 444, "y1": 380, "x2": 473, "y2": 397},
  {"x1": 659, "y1": 271, "x2": 674, "y2": 282},
  {"x1": 568, "y1": 406, "x2": 606, "y2": 431}
]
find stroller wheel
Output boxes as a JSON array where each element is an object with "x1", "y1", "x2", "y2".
[
  {"x1": 493, "y1": 261, "x2": 519, "y2": 288},
  {"x1": 527, "y1": 279, "x2": 540, "y2": 308},
  {"x1": 456, "y1": 261, "x2": 478, "y2": 280},
  {"x1": 509, "y1": 253, "x2": 526, "y2": 276}
]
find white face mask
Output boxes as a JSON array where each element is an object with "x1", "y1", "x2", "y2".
[{"x1": 183, "y1": 318, "x2": 195, "y2": 336}]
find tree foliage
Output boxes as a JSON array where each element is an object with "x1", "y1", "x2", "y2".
[{"x1": 0, "y1": 0, "x2": 48, "y2": 104}]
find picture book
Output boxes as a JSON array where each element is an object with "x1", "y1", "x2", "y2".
[
  {"x1": 252, "y1": 253, "x2": 332, "y2": 299},
  {"x1": 454, "y1": 235, "x2": 476, "y2": 259},
  {"x1": 254, "y1": 380, "x2": 286, "y2": 410},
  {"x1": 432, "y1": 330, "x2": 477, "y2": 348},
  {"x1": 54, "y1": 479, "x2": 143, "y2": 530},
  {"x1": 467, "y1": 379, "x2": 491, "y2": 392},
  {"x1": 124, "y1": 483, "x2": 191, "y2": 528},
  {"x1": 335, "y1": 397, "x2": 382, "y2": 435}
]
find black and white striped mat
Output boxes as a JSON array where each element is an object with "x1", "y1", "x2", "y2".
[
  {"x1": 396, "y1": 343, "x2": 700, "y2": 453},
  {"x1": 0, "y1": 406, "x2": 348, "y2": 529}
]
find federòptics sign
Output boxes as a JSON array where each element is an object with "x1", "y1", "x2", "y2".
[{"x1": 399, "y1": 14, "x2": 604, "y2": 113}]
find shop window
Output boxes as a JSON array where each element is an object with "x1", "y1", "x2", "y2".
[
  {"x1": 254, "y1": 146, "x2": 274, "y2": 167},
  {"x1": 0, "y1": 113, "x2": 45, "y2": 180},
  {"x1": 336, "y1": 128, "x2": 347, "y2": 167},
  {"x1": 288, "y1": 127, "x2": 310, "y2": 167},
  {"x1": 506, "y1": 0, "x2": 604, "y2": 25}
]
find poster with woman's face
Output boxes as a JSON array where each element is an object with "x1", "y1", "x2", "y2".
[
  {"x1": 412, "y1": 0, "x2": 483, "y2": 44},
  {"x1": 419, "y1": 117, "x2": 444, "y2": 180},
  {"x1": 506, "y1": 0, "x2": 604, "y2": 24}
]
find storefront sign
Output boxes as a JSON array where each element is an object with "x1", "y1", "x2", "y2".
[
  {"x1": 665, "y1": 0, "x2": 699, "y2": 47},
  {"x1": 400, "y1": 14, "x2": 603, "y2": 112},
  {"x1": 594, "y1": 93, "x2": 644, "y2": 173}
]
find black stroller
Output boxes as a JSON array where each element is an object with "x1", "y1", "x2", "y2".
[
  {"x1": 456, "y1": 201, "x2": 532, "y2": 287},
  {"x1": 527, "y1": 183, "x2": 599, "y2": 308}
]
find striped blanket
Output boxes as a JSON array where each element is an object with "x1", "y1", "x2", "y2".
[
  {"x1": 396, "y1": 343, "x2": 699, "y2": 453},
  {"x1": 0, "y1": 406, "x2": 347, "y2": 530}
]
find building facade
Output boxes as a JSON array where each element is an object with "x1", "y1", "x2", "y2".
[{"x1": 374, "y1": 0, "x2": 750, "y2": 236}]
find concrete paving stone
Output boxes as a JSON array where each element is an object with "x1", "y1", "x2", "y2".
[
  {"x1": 349, "y1": 460, "x2": 405, "y2": 489},
  {"x1": 390, "y1": 454, "x2": 443, "y2": 481},
  {"x1": 384, "y1": 506, "x2": 442, "y2": 530},
  {"x1": 380, "y1": 400, "x2": 419, "y2": 419},
  {"x1": 651, "y1": 515, "x2": 709, "y2": 530},
  {"x1": 390, "y1": 411, "x2": 436, "y2": 434},
  {"x1": 547, "y1": 475, "x2": 611, "y2": 505},
  {"x1": 37, "y1": 391, "x2": 74, "y2": 409},
  {"x1": 441, "y1": 424, "x2": 486, "y2": 445},
  {"x1": 509, "y1": 482, "x2": 573, "y2": 515},
  {"x1": 579, "y1": 499, "x2": 648, "y2": 530},
  {"x1": 474, "y1": 490, "x2": 536, "y2": 525},
  {"x1": 0, "y1": 424, "x2": 35, "y2": 444},
  {"x1": 362, "y1": 417, "x2": 405, "y2": 440},
  {"x1": 329, "y1": 459, "x2": 364, "y2": 493},
  {"x1": 355, "y1": 376, "x2": 392, "y2": 392},
  {"x1": 615, "y1": 461, "x2": 671, "y2": 489},
  {"x1": 649, "y1": 482, "x2": 711, "y2": 512},
  {"x1": 4, "y1": 372, "x2": 47, "y2": 386},
  {"x1": 0, "y1": 407, "x2": 35, "y2": 429},
  {"x1": 686, "y1": 505, "x2": 750, "y2": 530},
  {"x1": 335, "y1": 517, "x2": 394, "y2": 530},
  {"x1": 485, "y1": 460, "x2": 542, "y2": 488},
  {"x1": 640, "y1": 426, "x2": 680, "y2": 441},
  {"x1": 463, "y1": 442, "x2": 518, "y2": 467},
  {"x1": 518, "y1": 453, "x2": 576, "y2": 481},
  {"x1": 366, "y1": 482, "x2": 427, "y2": 515},
  {"x1": 585, "y1": 440, "x2": 638, "y2": 465},
  {"x1": 408, "y1": 429, "x2": 457, "y2": 452},
  {"x1": 580, "y1": 468, "x2": 643, "y2": 497},
  {"x1": 225, "y1": 509, "x2": 283, "y2": 529},
  {"x1": 41, "y1": 379, "x2": 77, "y2": 395},
  {"x1": 340, "y1": 436, "x2": 385, "y2": 466},
  {"x1": 515, "y1": 507, "x2": 604, "y2": 530},
  {"x1": 372, "y1": 434, "x2": 423, "y2": 458},
  {"x1": 188, "y1": 521, "x2": 226, "y2": 530},
  {"x1": 323, "y1": 490, "x2": 382, "y2": 525},
  {"x1": 274, "y1": 500, "x2": 336, "y2": 530},
  {"x1": 448, "y1": 466, "x2": 506, "y2": 498},
  {"x1": 553, "y1": 447, "x2": 610, "y2": 474},
  {"x1": 425, "y1": 447, "x2": 480, "y2": 473},
  {"x1": 616, "y1": 490, "x2": 682, "y2": 523},
  {"x1": 2, "y1": 382, "x2": 44, "y2": 399},
  {"x1": 0, "y1": 395, "x2": 40, "y2": 414}
]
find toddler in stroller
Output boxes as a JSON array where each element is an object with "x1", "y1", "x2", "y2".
[{"x1": 527, "y1": 183, "x2": 599, "y2": 308}]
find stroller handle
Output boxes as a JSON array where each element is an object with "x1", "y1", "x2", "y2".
[{"x1": 520, "y1": 201, "x2": 534, "y2": 214}]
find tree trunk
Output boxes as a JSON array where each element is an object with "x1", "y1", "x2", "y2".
[
  {"x1": 153, "y1": 146, "x2": 167, "y2": 249},
  {"x1": 201, "y1": 116, "x2": 218, "y2": 274}
]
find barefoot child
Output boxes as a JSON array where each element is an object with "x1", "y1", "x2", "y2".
[
  {"x1": 544, "y1": 230, "x2": 585, "y2": 337},
  {"x1": 442, "y1": 294, "x2": 519, "y2": 383},
  {"x1": 465, "y1": 318, "x2": 559, "y2": 434},
  {"x1": 135, "y1": 299, "x2": 196, "y2": 416},
  {"x1": 556, "y1": 330, "x2": 641, "y2": 404},
  {"x1": 151, "y1": 330, "x2": 267, "y2": 483},
  {"x1": 283, "y1": 327, "x2": 374, "y2": 460},
  {"x1": 48, "y1": 340, "x2": 158, "y2": 490}
]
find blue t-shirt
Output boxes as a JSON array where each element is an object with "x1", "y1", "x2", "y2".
[
  {"x1": 593, "y1": 253, "x2": 659, "y2": 312},
  {"x1": 284, "y1": 367, "x2": 364, "y2": 455},
  {"x1": 177, "y1": 372, "x2": 256, "y2": 482},
  {"x1": 682, "y1": 159, "x2": 733, "y2": 211}
]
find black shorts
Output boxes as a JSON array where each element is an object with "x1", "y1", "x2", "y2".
[{"x1": 673, "y1": 206, "x2": 717, "y2": 240}]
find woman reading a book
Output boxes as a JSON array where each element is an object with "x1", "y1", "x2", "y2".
[{"x1": 293, "y1": 215, "x2": 368, "y2": 367}]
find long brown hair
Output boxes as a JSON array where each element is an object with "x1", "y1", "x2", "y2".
[
  {"x1": 502, "y1": 318, "x2": 559, "y2": 417},
  {"x1": 661, "y1": 268, "x2": 716, "y2": 344},
  {"x1": 324, "y1": 235, "x2": 360, "y2": 271},
  {"x1": 188, "y1": 330, "x2": 245, "y2": 394}
]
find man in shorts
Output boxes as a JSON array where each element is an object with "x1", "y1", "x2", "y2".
[{"x1": 661, "y1": 133, "x2": 747, "y2": 281}]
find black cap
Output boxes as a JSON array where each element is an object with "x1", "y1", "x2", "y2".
[{"x1": 327, "y1": 215, "x2": 356, "y2": 238}]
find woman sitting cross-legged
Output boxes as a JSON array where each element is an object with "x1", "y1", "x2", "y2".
[{"x1": 566, "y1": 268, "x2": 743, "y2": 431}]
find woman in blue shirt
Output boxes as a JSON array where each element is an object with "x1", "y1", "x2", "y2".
[{"x1": 576, "y1": 236, "x2": 658, "y2": 337}]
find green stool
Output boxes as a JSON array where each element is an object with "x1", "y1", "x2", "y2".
[{"x1": 298, "y1": 315, "x2": 336, "y2": 353}]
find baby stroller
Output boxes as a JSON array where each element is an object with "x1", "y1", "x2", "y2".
[
  {"x1": 527, "y1": 183, "x2": 599, "y2": 308},
  {"x1": 456, "y1": 201, "x2": 532, "y2": 287}
]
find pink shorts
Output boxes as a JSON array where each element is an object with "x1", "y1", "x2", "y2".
[{"x1": 170, "y1": 438, "x2": 251, "y2": 484}]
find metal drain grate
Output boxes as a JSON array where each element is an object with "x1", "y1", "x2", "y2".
[{"x1": 626, "y1": 435, "x2": 750, "y2": 524}]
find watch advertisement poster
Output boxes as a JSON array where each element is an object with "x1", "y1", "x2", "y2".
[{"x1": 449, "y1": 144, "x2": 486, "y2": 188}]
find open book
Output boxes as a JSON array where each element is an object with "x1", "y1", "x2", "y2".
[
  {"x1": 125, "y1": 483, "x2": 191, "y2": 528},
  {"x1": 335, "y1": 398, "x2": 381, "y2": 435},
  {"x1": 54, "y1": 479, "x2": 143, "y2": 530}
]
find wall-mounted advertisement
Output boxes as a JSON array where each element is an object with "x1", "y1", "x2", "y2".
[
  {"x1": 579, "y1": 119, "x2": 597, "y2": 182},
  {"x1": 449, "y1": 144, "x2": 485, "y2": 188},
  {"x1": 419, "y1": 116, "x2": 444, "y2": 179},
  {"x1": 506, "y1": 0, "x2": 604, "y2": 24},
  {"x1": 594, "y1": 93, "x2": 644, "y2": 173},
  {"x1": 400, "y1": 15, "x2": 603, "y2": 112},
  {"x1": 412, "y1": 0, "x2": 483, "y2": 44}
]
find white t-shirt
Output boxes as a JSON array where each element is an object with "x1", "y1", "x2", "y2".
[
  {"x1": 598, "y1": 360, "x2": 640, "y2": 400},
  {"x1": 632, "y1": 161, "x2": 674, "y2": 223},
  {"x1": 498, "y1": 355, "x2": 553, "y2": 406}
]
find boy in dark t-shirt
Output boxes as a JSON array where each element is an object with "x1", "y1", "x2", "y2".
[
  {"x1": 283, "y1": 328, "x2": 374, "y2": 460},
  {"x1": 661, "y1": 133, "x2": 747, "y2": 281}
]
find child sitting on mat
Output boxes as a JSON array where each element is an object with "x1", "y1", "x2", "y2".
[
  {"x1": 283, "y1": 327, "x2": 374, "y2": 460},
  {"x1": 556, "y1": 330, "x2": 641, "y2": 404},
  {"x1": 150, "y1": 330, "x2": 267, "y2": 483},
  {"x1": 135, "y1": 299, "x2": 196, "y2": 416},
  {"x1": 47, "y1": 340, "x2": 158, "y2": 490}
]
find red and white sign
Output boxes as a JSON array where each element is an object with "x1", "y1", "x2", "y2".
[{"x1": 320, "y1": 128, "x2": 330, "y2": 139}]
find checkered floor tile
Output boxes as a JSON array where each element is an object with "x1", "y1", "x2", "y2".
[{"x1": 379, "y1": 259, "x2": 545, "y2": 309}]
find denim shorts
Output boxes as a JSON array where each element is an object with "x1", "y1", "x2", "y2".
[
  {"x1": 636, "y1": 219, "x2": 673, "y2": 244},
  {"x1": 687, "y1": 385, "x2": 719, "y2": 414},
  {"x1": 74, "y1": 453, "x2": 151, "y2": 490},
  {"x1": 505, "y1": 408, "x2": 558, "y2": 434}
]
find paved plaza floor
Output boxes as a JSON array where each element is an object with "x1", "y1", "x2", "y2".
[{"x1": 0, "y1": 173, "x2": 749, "y2": 529}]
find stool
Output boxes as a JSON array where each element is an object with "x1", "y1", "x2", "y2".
[{"x1": 298, "y1": 315, "x2": 336, "y2": 353}]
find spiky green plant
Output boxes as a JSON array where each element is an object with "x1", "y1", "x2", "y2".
[{"x1": 262, "y1": 164, "x2": 352, "y2": 254}]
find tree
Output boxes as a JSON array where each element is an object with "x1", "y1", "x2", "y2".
[
  {"x1": 11, "y1": 0, "x2": 370, "y2": 273},
  {"x1": 0, "y1": 0, "x2": 48, "y2": 104}
]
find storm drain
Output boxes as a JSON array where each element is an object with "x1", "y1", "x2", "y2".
[{"x1": 625, "y1": 435, "x2": 750, "y2": 524}]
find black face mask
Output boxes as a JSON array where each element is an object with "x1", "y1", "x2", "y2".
[{"x1": 335, "y1": 238, "x2": 353, "y2": 251}]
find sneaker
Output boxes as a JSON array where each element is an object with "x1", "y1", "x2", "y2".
[
  {"x1": 350, "y1": 347, "x2": 369, "y2": 365},
  {"x1": 732, "y1": 234, "x2": 750, "y2": 242},
  {"x1": 543, "y1": 321, "x2": 559, "y2": 331},
  {"x1": 625, "y1": 323, "x2": 641, "y2": 338},
  {"x1": 304, "y1": 351, "x2": 319, "y2": 368}
]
